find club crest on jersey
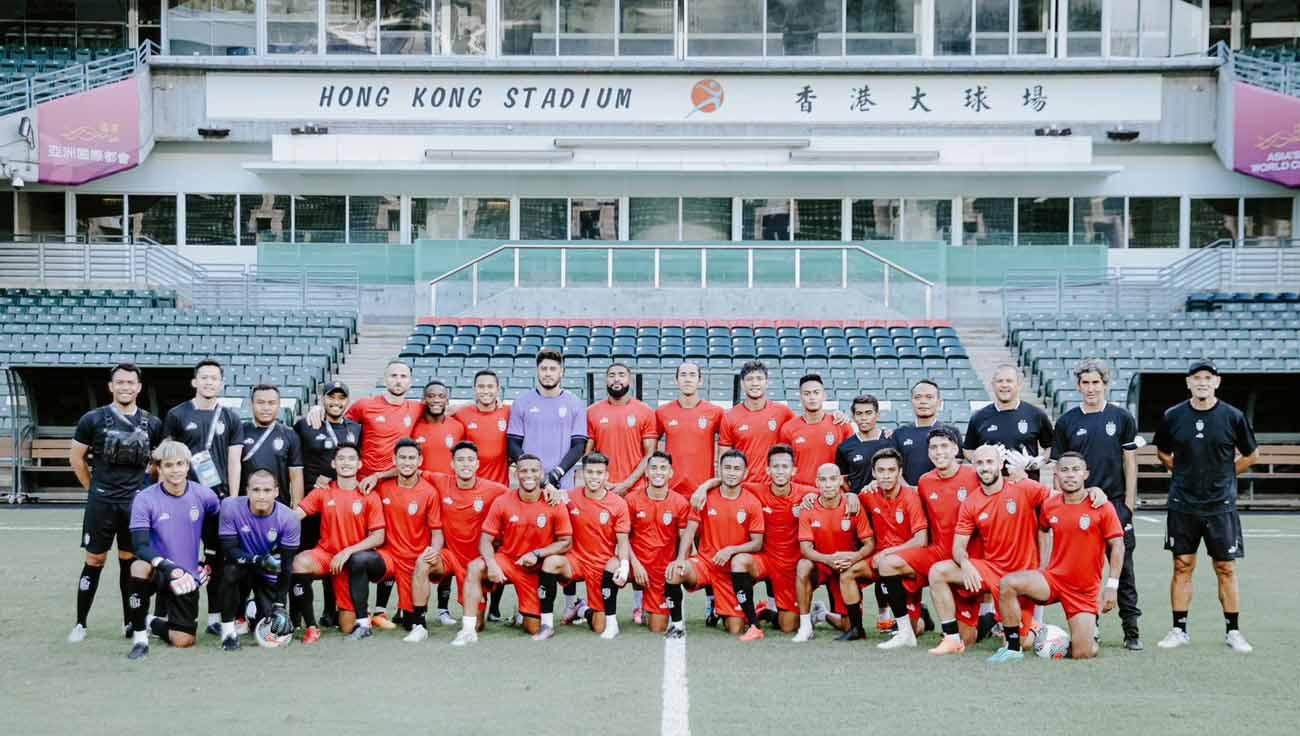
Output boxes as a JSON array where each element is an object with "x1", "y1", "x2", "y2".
[
  {"x1": 895, "y1": 510, "x2": 905, "y2": 524},
  {"x1": 324, "y1": 440, "x2": 335, "y2": 449},
  {"x1": 978, "y1": 512, "x2": 989, "y2": 522},
  {"x1": 957, "y1": 487, "x2": 968, "y2": 502},
  {"x1": 736, "y1": 510, "x2": 747, "y2": 524},
  {"x1": 497, "y1": 419, "x2": 507, "y2": 432},
  {"x1": 346, "y1": 432, "x2": 356, "y2": 443},
  {"x1": 599, "y1": 510, "x2": 610, "y2": 525},
  {"x1": 273, "y1": 437, "x2": 285, "y2": 452},
  {"x1": 558, "y1": 406, "x2": 568, "y2": 418},
  {"x1": 1195, "y1": 420, "x2": 1204, "y2": 432},
  {"x1": 267, "y1": 529, "x2": 278, "y2": 542},
  {"x1": 408, "y1": 502, "x2": 419, "y2": 516},
  {"x1": 1105, "y1": 421, "x2": 1117, "y2": 436},
  {"x1": 473, "y1": 499, "x2": 484, "y2": 512},
  {"x1": 352, "y1": 500, "x2": 363, "y2": 515},
  {"x1": 444, "y1": 435, "x2": 454, "y2": 448},
  {"x1": 403, "y1": 415, "x2": 413, "y2": 427},
  {"x1": 536, "y1": 513, "x2": 548, "y2": 528},
  {"x1": 825, "y1": 433, "x2": 835, "y2": 446},
  {"x1": 1079, "y1": 515, "x2": 1091, "y2": 530},
  {"x1": 662, "y1": 512, "x2": 674, "y2": 525},
  {"x1": 767, "y1": 419, "x2": 778, "y2": 432},
  {"x1": 188, "y1": 506, "x2": 200, "y2": 522},
  {"x1": 626, "y1": 415, "x2": 637, "y2": 427},
  {"x1": 697, "y1": 416, "x2": 708, "y2": 430},
  {"x1": 1006, "y1": 500, "x2": 1017, "y2": 515},
  {"x1": 1017, "y1": 420, "x2": 1028, "y2": 435},
  {"x1": 840, "y1": 518, "x2": 851, "y2": 531},
  {"x1": 216, "y1": 421, "x2": 226, "y2": 434}
]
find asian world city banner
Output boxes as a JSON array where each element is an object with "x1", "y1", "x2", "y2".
[
  {"x1": 38, "y1": 77, "x2": 140, "y2": 185},
  {"x1": 1234, "y1": 81, "x2": 1300, "y2": 188}
]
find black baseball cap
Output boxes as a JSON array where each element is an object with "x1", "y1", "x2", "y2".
[
  {"x1": 323, "y1": 381, "x2": 350, "y2": 397},
  {"x1": 1186, "y1": 359, "x2": 1219, "y2": 376}
]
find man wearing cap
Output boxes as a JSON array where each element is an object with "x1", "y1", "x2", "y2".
[
  {"x1": 1153, "y1": 360, "x2": 1259, "y2": 653},
  {"x1": 294, "y1": 380, "x2": 362, "y2": 627}
]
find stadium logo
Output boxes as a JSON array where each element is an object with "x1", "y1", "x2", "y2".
[
  {"x1": 408, "y1": 502, "x2": 419, "y2": 516},
  {"x1": 840, "y1": 519, "x2": 851, "y2": 531},
  {"x1": 352, "y1": 500, "x2": 363, "y2": 515},
  {"x1": 697, "y1": 417, "x2": 708, "y2": 430},
  {"x1": 599, "y1": 510, "x2": 610, "y2": 525},
  {"x1": 497, "y1": 419, "x2": 507, "y2": 432},
  {"x1": 1079, "y1": 515, "x2": 1091, "y2": 530},
  {"x1": 267, "y1": 529, "x2": 278, "y2": 542},
  {"x1": 1105, "y1": 421, "x2": 1117, "y2": 436},
  {"x1": 1017, "y1": 420, "x2": 1028, "y2": 434},
  {"x1": 895, "y1": 510, "x2": 904, "y2": 524},
  {"x1": 626, "y1": 415, "x2": 637, "y2": 427},
  {"x1": 687, "y1": 79, "x2": 724, "y2": 117},
  {"x1": 536, "y1": 514, "x2": 548, "y2": 528},
  {"x1": 662, "y1": 512, "x2": 673, "y2": 525},
  {"x1": 473, "y1": 499, "x2": 484, "y2": 512}
]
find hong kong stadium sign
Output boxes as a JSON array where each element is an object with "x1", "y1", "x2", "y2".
[{"x1": 207, "y1": 73, "x2": 1162, "y2": 124}]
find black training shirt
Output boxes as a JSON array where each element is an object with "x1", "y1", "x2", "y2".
[
  {"x1": 964, "y1": 402, "x2": 1054, "y2": 456},
  {"x1": 239, "y1": 420, "x2": 303, "y2": 505},
  {"x1": 294, "y1": 417, "x2": 362, "y2": 489},
  {"x1": 1154, "y1": 399, "x2": 1257, "y2": 514},
  {"x1": 1052, "y1": 404, "x2": 1138, "y2": 503},
  {"x1": 162, "y1": 400, "x2": 245, "y2": 491},
  {"x1": 836, "y1": 433, "x2": 893, "y2": 493},
  {"x1": 73, "y1": 406, "x2": 163, "y2": 502},
  {"x1": 890, "y1": 423, "x2": 951, "y2": 486}
]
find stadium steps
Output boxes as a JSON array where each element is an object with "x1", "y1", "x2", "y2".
[
  {"x1": 955, "y1": 324, "x2": 1046, "y2": 411},
  {"x1": 332, "y1": 324, "x2": 416, "y2": 395}
]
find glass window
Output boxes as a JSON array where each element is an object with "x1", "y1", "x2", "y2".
[
  {"x1": 127, "y1": 194, "x2": 177, "y2": 244},
  {"x1": 687, "y1": 0, "x2": 763, "y2": 56},
  {"x1": 76, "y1": 194, "x2": 124, "y2": 241},
  {"x1": 15, "y1": 192, "x2": 67, "y2": 238},
  {"x1": 903, "y1": 199, "x2": 952, "y2": 241},
  {"x1": 1017, "y1": 197, "x2": 1068, "y2": 245},
  {"x1": 166, "y1": 1, "x2": 256, "y2": 56},
  {"x1": 1072, "y1": 196, "x2": 1123, "y2": 247},
  {"x1": 560, "y1": 0, "x2": 615, "y2": 55},
  {"x1": 1127, "y1": 196, "x2": 1179, "y2": 248},
  {"x1": 1112, "y1": 0, "x2": 1174, "y2": 57},
  {"x1": 682, "y1": 197, "x2": 733, "y2": 240},
  {"x1": 766, "y1": 0, "x2": 841, "y2": 56},
  {"x1": 240, "y1": 194, "x2": 291, "y2": 244},
  {"x1": 349, "y1": 195, "x2": 401, "y2": 242},
  {"x1": 268, "y1": 0, "x2": 321, "y2": 54},
  {"x1": 629, "y1": 197, "x2": 678, "y2": 240},
  {"x1": 962, "y1": 197, "x2": 1013, "y2": 245},
  {"x1": 1170, "y1": 0, "x2": 1204, "y2": 56},
  {"x1": 1242, "y1": 0, "x2": 1300, "y2": 49},
  {"x1": 520, "y1": 198, "x2": 568, "y2": 239},
  {"x1": 846, "y1": 0, "x2": 920, "y2": 55},
  {"x1": 743, "y1": 198, "x2": 791, "y2": 240},
  {"x1": 935, "y1": 0, "x2": 972, "y2": 55},
  {"x1": 618, "y1": 0, "x2": 673, "y2": 55},
  {"x1": 293, "y1": 195, "x2": 346, "y2": 242},
  {"x1": 571, "y1": 198, "x2": 619, "y2": 240},
  {"x1": 412, "y1": 197, "x2": 459, "y2": 239},
  {"x1": 185, "y1": 193, "x2": 237, "y2": 245},
  {"x1": 502, "y1": 0, "x2": 556, "y2": 55},
  {"x1": 380, "y1": 0, "x2": 432, "y2": 54},
  {"x1": 1244, "y1": 198, "x2": 1294, "y2": 244},
  {"x1": 1016, "y1": 0, "x2": 1049, "y2": 54},
  {"x1": 974, "y1": 0, "x2": 1010, "y2": 54},
  {"x1": 1065, "y1": 0, "x2": 1102, "y2": 56},
  {"x1": 0, "y1": 189, "x2": 12, "y2": 235},
  {"x1": 851, "y1": 198, "x2": 901, "y2": 240},
  {"x1": 792, "y1": 198, "x2": 842, "y2": 240},
  {"x1": 463, "y1": 197, "x2": 511, "y2": 238},
  {"x1": 443, "y1": 0, "x2": 488, "y2": 54},
  {"x1": 327, "y1": 0, "x2": 378, "y2": 53},
  {"x1": 1190, "y1": 197, "x2": 1238, "y2": 247}
]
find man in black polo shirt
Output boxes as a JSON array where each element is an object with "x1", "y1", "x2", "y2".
[
  {"x1": 964, "y1": 365, "x2": 1053, "y2": 478},
  {"x1": 836, "y1": 394, "x2": 892, "y2": 493},
  {"x1": 1052, "y1": 358, "x2": 1143, "y2": 650},
  {"x1": 67, "y1": 363, "x2": 163, "y2": 643},
  {"x1": 294, "y1": 380, "x2": 361, "y2": 627},
  {"x1": 890, "y1": 379, "x2": 952, "y2": 486},
  {"x1": 1153, "y1": 359, "x2": 1259, "y2": 654},
  {"x1": 239, "y1": 384, "x2": 303, "y2": 507}
]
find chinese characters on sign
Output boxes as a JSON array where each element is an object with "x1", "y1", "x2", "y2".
[
  {"x1": 38, "y1": 77, "x2": 139, "y2": 185},
  {"x1": 806, "y1": 81, "x2": 1046, "y2": 115}
]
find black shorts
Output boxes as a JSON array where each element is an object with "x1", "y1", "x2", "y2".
[
  {"x1": 299, "y1": 515, "x2": 322, "y2": 551},
  {"x1": 151, "y1": 573, "x2": 201, "y2": 635},
  {"x1": 225, "y1": 565, "x2": 281, "y2": 620},
  {"x1": 81, "y1": 497, "x2": 134, "y2": 555},
  {"x1": 1165, "y1": 509, "x2": 1244, "y2": 562}
]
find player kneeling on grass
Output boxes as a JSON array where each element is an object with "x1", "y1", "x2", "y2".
[
  {"x1": 626, "y1": 451, "x2": 691, "y2": 637},
  {"x1": 369, "y1": 439, "x2": 444, "y2": 640},
  {"x1": 794, "y1": 463, "x2": 874, "y2": 642},
  {"x1": 454, "y1": 454, "x2": 573, "y2": 646},
  {"x1": 125, "y1": 440, "x2": 220, "y2": 660},
  {"x1": 993, "y1": 452, "x2": 1125, "y2": 662},
  {"x1": 216, "y1": 469, "x2": 300, "y2": 651},
  {"x1": 557, "y1": 453, "x2": 632, "y2": 639},
  {"x1": 290, "y1": 443, "x2": 387, "y2": 643}
]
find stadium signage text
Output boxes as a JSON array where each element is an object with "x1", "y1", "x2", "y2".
[
  {"x1": 1233, "y1": 81, "x2": 1300, "y2": 188},
  {"x1": 315, "y1": 83, "x2": 634, "y2": 111}
]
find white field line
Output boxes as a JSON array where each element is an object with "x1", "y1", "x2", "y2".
[{"x1": 661, "y1": 636, "x2": 690, "y2": 736}]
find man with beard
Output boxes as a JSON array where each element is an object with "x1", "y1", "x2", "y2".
[
  {"x1": 585, "y1": 363, "x2": 658, "y2": 496},
  {"x1": 411, "y1": 380, "x2": 465, "y2": 475}
]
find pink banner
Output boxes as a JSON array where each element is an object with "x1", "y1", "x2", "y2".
[
  {"x1": 1234, "y1": 81, "x2": 1300, "y2": 188},
  {"x1": 38, "y1": 77, "x2": 139, "y2": 185}
]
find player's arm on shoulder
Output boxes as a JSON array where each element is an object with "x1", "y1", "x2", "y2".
[{"x1": 689, "y1": 477, "x2": 720, "y2": 510}]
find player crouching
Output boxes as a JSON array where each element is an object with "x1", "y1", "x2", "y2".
[
  {"x1": 795, "y1": 463, "x2": 874, "y2": 641},
  {"x1": 217, "y1": 469, "x2": 300, "y2": 650},
  {"x1": 556, "y1": 453, "x2": 632, "y2": 639}
]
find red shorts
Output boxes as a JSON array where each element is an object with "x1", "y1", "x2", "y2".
[
  {"x1": 894, "y1": 544, "x2": 947, "y2": 594},
  {"x1": 434, "y1": 547, "x2": 469, "y2": 605},
  {"x1": 807, "y1": 562, "x2": 848, "y2": 615},
  {"x1": 563, "y1": 553, "x2": 617, "y2": 615},
  {"x1": 751, "y1": 553, "x2": 798, "y2": 612},
  {"x1": 492, "y1": 551, "x2": 541, "y2": 617},
  {"x1": 377, "y1": 547, "x2": 418, "y2": 612},
  {"x1": 684, "y1": 558, "x2": 737, "y2": 618},
  {"x1": 1043, "y1": 571, "x2": 1100, "y2": 621},
  {"x1": 302, "y1": 547, "x2": 353, "y2": 613},
  {"x1": 639, "y1": 557, "x2": 674, "y2": 616},
  {"x1": 966, "y1": 559, "x2": 1036, "y2": 634}
]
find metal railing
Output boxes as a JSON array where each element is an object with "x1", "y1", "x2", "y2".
[
  {"x1": 0, "y1": 41, "x2": 156, "y2": 116},
  {"x1": 1229, "y1": 42, "x2": 1300, "y2": 97},
  {"x1": 427, "y1": 243, "x2": 935, "y2": 318}
]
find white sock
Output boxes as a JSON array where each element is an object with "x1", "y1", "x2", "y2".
[
  {"x1": 356, "y1": 617, "x2": 370, "y2": 629},
  {"x1": 767, "y1": 597, "x2": 777, "y2": 611},
  {"x1": 577, "y1": 600, "x2": 590, "y2": 617},
  {"x1": 564, "y1": 594, "x2": 576, "y2": 610},
  {"x1": 605, "y1": 617, "x2": 619, "y2": 632},
  {"x1": 671, "y1": 620, "x2": 685, "y2": 631},
  {"x1": 133, "y1": 629, "x2": 148, "y2": 645},
  {"x1": 878, "y1": 609, "x2": 892, "y2": 622},
  {"x1": 541, "y1": 612, "x2": 555, "y2": 628},
  {"x1": 1034, "y1": 606, "x2": 1045, "y2": 624},
  {"x1": 980, "y1": 601, "x2": 995, "y2": 616},
  {"x1": 633, "y1": 590, "x2": 644, "y2": 609},
  {"x1": 220, "y1": 621, "x2": 235, "y2": 638},
  {"x1": 207, "y1": 612, "x2": 220, "y2": 625},
  {"x1": 799, "y1": 613, "x2": 812, "y2": 631},
  {"x1": 438, "y1": 608, "x2": 449, "y2": 616},
  {"x1": 461, "y1": 616, "x2": 477, "y2": 632}
]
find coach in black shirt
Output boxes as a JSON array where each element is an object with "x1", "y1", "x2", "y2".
[
  {"x1": 1153, "y1": 359, "x2": 1258, "y2": 654},
  {"x1": 1051, "y1": 358, "x2": 1142, "y2": 649},
  {"x1": 240, "y1": 384, "x2": 303, "y2": 507},
  {"x1": 836, "y1": 394, "x2": 892, "y2": 493},
  {"x1": 295, "y1": 381, "x2": 362, "y2": 491},
  {"x1": 964, "y1": 365, "x2": 1052, "y2": 479},
  {"x1": 891, "y1": 379, "x2": 952, "y2": 485},
  {"x1": 163, "y1": 359, "x2": 244, "y2": 497}
]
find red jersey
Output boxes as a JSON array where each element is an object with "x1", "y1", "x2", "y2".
[
  {"x1": 375, "y1": 477, "x2": 440, "y2": 562},
  {"x1": 798, "y1": 496, "x2": 874, "y2": 554},
  {"x1": 298, "y1": 482, "x2": 384, "y2": 554},
  {"x1": 427, "y1": 472, "x2": 508, "y2": 564},
  {"x1": 687, "y1": 488, "x2": 765, "y2": 562},
  {"x1": 626, "y1": 488, "x2": 690, "y2": 567},
  {"x1": 720, "y1": 400, "x2": 795, "y2": 484},
  {"x1": 955, "y1": 479, "x2": 1051, "y2": 576},
  {"x1": 411, "y1": 415, "x2": 465, "y2": 474},
  {"x1": 745, "y1": 481, "x2": 815, "y2": 566},
  {"x1": 345, "y1": 396, "x2": 422, "y2": 474},
  {"x1": 917, "y1": 465, "x2": 981, "y2": 554},
  {"x1": 655, "y1": 400, "x2": 724, "y2": 492},
  {"x1": 1040, "y1": 495, "x2": 1123, "y2": 598},
  {"x1": 481, "y1": 491, "x2": 574, "y2": 559},
  {"x1": 779, "y1": 414, "x2": 854, "y2": 485},
  {"x1": 586, "y1": 398, "x2": 658, "y2": 491},
  {"x1": 458, "y1": 405, "x2": 511, "y2": 485},
  {"x1": 862, "y1": 485, "x2": 927, "y2": 550},
  {"x1": 565, "y1": 489, "x2": 631, "y2": 569}
]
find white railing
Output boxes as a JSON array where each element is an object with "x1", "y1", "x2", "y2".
[
  {"x1": 0, "y1": 41, "x2": 157, "y2": 117},
  {"x1": 1229, "y1": 43, "x2": 1300, "y2": 97},
  {"x1": 427, "y1": 243, "x2": 935, "y2": 318}
]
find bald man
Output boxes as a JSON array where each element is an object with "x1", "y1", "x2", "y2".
[{"x1": 794, "y1": 463, "x2": 874, "y2": 641}]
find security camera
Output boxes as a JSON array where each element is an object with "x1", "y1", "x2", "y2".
[{"x1": 11, "y1": 175, "x2": 24, "y2": 188}]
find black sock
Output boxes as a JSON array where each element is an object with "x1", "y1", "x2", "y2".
[
  {"x1": 321, "y1": 580, "x2": 336, "y2": 617},
  {"x1": 880, "y1": 576, "x2": 909, "y2": 620},
  {"x1": 437, "y1": 582, "x2": 452, "y2": 612},
  {"x1": 1225, "y1": 611, "x2": 1239, "y2": 633},
  {"x1": 872, "y1": 582, "x2": 887, "y2": 612},
  {"x1": 763, "y1": 578, "x2": 775, "y2": 602},
  {"x1": 601, "y1": 571, "x2": 618, "y2": 617},
  {"x1": 489, "y1": 585, "x2": 504, "y2": 616},
  {"x1": 584, "y1": 607, "x2": 596, "y2": 628},
  {"x1": 539, "y1": 573, "x2": 558, "y2": 615},
  {"x1": 730, "y1": 571, "x2": 759, "y2": 627},
  {"x1": 1173, "y1": 610, "x2": 1188, "y2": 633},
  {"x1": 129, "y1": 577, "x2": 151, "y2": 632},
  {"x1": 205, "y1": 555, "x2": 224, "y2": 614},
  {"x1": 374, "y1": 579, "x2": 393, "y2": 613},
  {"x1": 291, "y1": 574, "x2": 316, "y2": 628},
  {"x1": 941, "y1": 619, "x2": 959, "y2": 637},
  {"x1": 75, "y1": 564, "x2": 103, "y2": 627},
  {"x1": 665, "y1": 583, "x2": 684, "y2": 623},
  {"x1": 1006, "y1": 627, "x2": 1022, "y2": 651},
  {"x1": 847, "y1": 601, "x2": 864, "y2": 632},
  {"x1": 118, "y1": 561, "x2": 133, "y2": 626},
  {"x1": 412, "y1": 605, "x2": 428, "y2": 628},
  {"x1": 563, "y1": 581, "x2": 577, "y2": 597}
]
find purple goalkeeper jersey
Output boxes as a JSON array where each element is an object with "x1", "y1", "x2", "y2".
[
  {"x1": 218, "y1": 496, "x2": 301, "y2": 557},
  {"x1": 130, "y1": 480, "x2": 220, "y2": 577},
  {"x1": 507, "y1": 388, "x2": 588, "y2": 487}
]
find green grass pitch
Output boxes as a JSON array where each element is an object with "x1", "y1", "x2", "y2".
[{"x1": 3, "y1": 509, "x2": 1297, "y2": 735}]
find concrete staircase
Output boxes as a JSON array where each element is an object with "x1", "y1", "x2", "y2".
[
  {"x1": 331, "y1": 324, "x2": 415, "y2": 397},
  {"x1": 954, "y1": 320, "x2": 1049, "y2": 412}
]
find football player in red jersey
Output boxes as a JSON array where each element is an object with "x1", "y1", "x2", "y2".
[
  {"x1": 410, "y1": 380, "x2": 465, "y2": 475},
  {"x1": 778, "y1": 374, "x2": 853, "y2": 485},
  {"x1": 626, "y1": 451, "x2": 690, "y2": 636},
  {"x1": 719, "y1": 361, "x2": 795, "y2": 486},
  {"x1": 993, "y1": 452, "x2": 1125, "y2": 661},
  {"x1": 795, "y1": 463, "x2": 874, "y2": 641},
  {"x1": 372, "y1": 439, "x2": 443, "y2": 633},
  {"x1": 859, "y1": 448, "x2": 928, "y2": 637},
  {"x1": 455, "y1": 369, "x2": 511, "y2": 485},
  {"x1": 585, "y1": 363, "x2": 658, "y2": 495},
  {"x1": 655, "y1": 362, "x2": 723, "y2": 494},
  {"x1": 554, "y1": 453, "x2": 632, "y2": 638}
]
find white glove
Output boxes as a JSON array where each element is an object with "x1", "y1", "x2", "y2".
[{"x1": 614, "y1": 559, "x2": 630, "y2": 586}]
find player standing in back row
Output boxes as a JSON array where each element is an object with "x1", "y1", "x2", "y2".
[
  {"x1": 1154, "y1": 360, "x2": 1258, "y2": 653},
  {"x1": 963, "y1": 365, "x2": 1052, "y2": 479},
  {"x1": 586, "y1": 362, "x2": 658, "y2": 495},
  {"x1": 720, "y1": 361, "x2": 794, "y2": 486}
]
